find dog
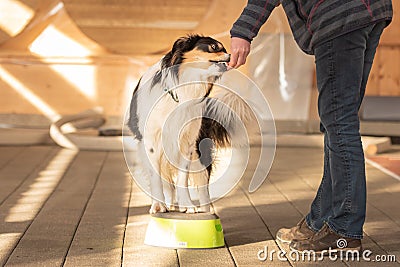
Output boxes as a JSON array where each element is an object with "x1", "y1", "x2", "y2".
[{"x1": 128, "y1": 35, "x2": 252, "y2": 214}]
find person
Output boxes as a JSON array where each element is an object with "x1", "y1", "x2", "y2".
[{"x1": 229, "y1": 0, "x2": 393, "y2": 252}]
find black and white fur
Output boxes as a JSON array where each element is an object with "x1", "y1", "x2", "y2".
[{"x1": 128, "y1": 35, "x2": 251, "y2": 214}]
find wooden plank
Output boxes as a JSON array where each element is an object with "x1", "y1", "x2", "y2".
[
  {"x1": 64, "y1": 0, "x2": 211, "y2": 8},
  {"x1": 79, "y1": 27, "x2": 190, "y2": 54},
  {"x1": 4, "y1": 150, "x2": 106, "y2": 266},
  {"x1": 0, "y1": 148, "x2": 75, "y2": 266},
  {"x1": 63, "y1": 152, "x2": 131, "y2": 266},
  {"x1": 268, "y1": 172, "x2": 315, "y2": 215},
  {"x1": 360, "y1": 121, "x2": 400, "y2": 137},
  {"x1": 122, "y1": 177, "x2": 179, "y2": 266},
  {"x1": 246, "y1": 179, "x2": 346, "y2": 266},
  {"x1": 65, "y1": 6, "x2": 208, "y2": 23},
  {"x1": 379, "y1": 47, "x2": 400, "y2": 96},
  {"x1": 260, "y1": 6, "x2": 292, "y2": 34},
  {"x1": 63, "y1": 0, "x2": 213, "y2": 54},
  {"x1": 362, "y1": 204, "x2": 400, "y2": 266},
  {"x1": 177, "y1": 249, "x2": 235, "y2": 267},
  {"x1": 0, "y1": 0, "x2": 38, "y2": 44},
  {"x1": 0, "y1": 146, "x2": 25, "y2": 170},
  {"x1": 362, "y1": 163, "x2": 400, "y2": 265},
  {"x1": 346, "y1": 234, "x2": 397, "y2": 267},
  {"x1": 380, "y1": 0, "x2": 400, "y2": 45},
  {"x1": 213, "y1": 186, "x2": 290, "y2": 266},
  {"x1": 365, "y1": 48, "x2": 381, "y2": 96},
  {"x1": 209, "y1": 145, "x2": 289, "y2": 266},
  {"x1": 0, "y1": 146, "x2": 55, "y2": 205},
  {"x1": 365, "y1": 162, "x2": 400, "y2": 195},
  {"x1": 0, "y1": 60, "x2": 136, "y2": 117}
]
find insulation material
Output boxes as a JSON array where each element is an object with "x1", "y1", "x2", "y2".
[{"x1": 248, "y1": 22, "x2": 315, "y2": 121}]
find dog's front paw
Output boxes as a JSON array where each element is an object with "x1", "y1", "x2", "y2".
[
  {"x1": 179, "y1": 205, "x2": 198, "y2": 213},
  {"x1": 167, "y1": 205, "x2": 176, "y2": 212},
  {"x1": 197, "y1": 205, "x2": 210, "y2": 213},
  {"x1": 149, "y1": 202, "x2": 167, "y2": 214}
]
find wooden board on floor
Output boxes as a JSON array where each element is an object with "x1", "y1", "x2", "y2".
[
  {"x1": 4, "y1": 150, "x2": 106, "y2": 266},
  {"x1": 0, "y1": 146, "x2": 55, "y2": 205},
  {"x1": 0, "y1": 146, "x2": 25, "y2": 170},
  {"x1": 0, "y1": 146, "x2": 63, "y2": 266},
  {"x1": 122, "y1": 176, "x2": 179, "y2": 266},
  {"x1": 0, "y1": 145, "x2": 399, "y2": 266},
  {"x1": 63, "y1": 152, "x2": 131, "y2": 266}
]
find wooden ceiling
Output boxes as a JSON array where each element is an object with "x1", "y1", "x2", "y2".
[
  {"x1": 0, "y1": 0, "x2": 251, "y2": 56},
  {"x1": 0, "y1": 0, "x2": 38, "y2": 44},
  {"x1": 62, "y1": 0, "x2": 214, "y2": 55}
]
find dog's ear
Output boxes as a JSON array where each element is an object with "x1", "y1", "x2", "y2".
[
  {"x1": 162, "y1": 35, "x2": 203, "y2": 68},
  {"x1": 172, "y1": 35, "x2": 202, "y2": 53},
  {"x1": 171, "y1": 36, "x2": 190, "y2": 52}
]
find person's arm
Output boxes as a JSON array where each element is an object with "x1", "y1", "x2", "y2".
[{"x1": 229, "y1": 0, "x2": 280, "y2": 68}]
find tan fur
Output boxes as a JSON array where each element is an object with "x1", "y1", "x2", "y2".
[
  {"x1": 183, "y1": 49, "x2": 230, "y2": 64},
  {"x1": 132, "y1": 36, "x2": 252, "y2": 214}
]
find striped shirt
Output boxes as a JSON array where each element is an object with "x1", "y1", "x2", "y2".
[{"x1": 230, "y1": 0, "x2": 393, "y2": 54}]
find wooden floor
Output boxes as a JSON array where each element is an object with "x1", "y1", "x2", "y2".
[{"x1": 0, "y1": 145, "x2": 399, "y2": 266}]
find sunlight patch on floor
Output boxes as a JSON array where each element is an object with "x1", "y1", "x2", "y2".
[{"x1": 5, "y1": 149, "x2": 77, "y2": 223}]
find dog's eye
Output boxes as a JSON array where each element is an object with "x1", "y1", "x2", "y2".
[{"x1": 210, "y1": 44, "x2": 218, "y2": 51}]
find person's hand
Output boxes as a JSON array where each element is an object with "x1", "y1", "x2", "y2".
[{"x1": 228, "y1": 37, "x2": 251, "y2": 69}]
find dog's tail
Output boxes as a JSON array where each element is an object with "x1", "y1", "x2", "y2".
[{"x1": 202, "y1": 92, "x2": 252, "y2": 148}]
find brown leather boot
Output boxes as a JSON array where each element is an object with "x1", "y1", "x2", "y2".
[
  {"x1": 276, "y1": 217, "x2": 316, "y2": 243},
  {"x1": 289, "y1": 223, "x2": 362, "y2": 252}
]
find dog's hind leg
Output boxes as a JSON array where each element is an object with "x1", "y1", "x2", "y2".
[
  {"x1": 176, "y1": 142, "x2": 198, "y2": 213},
  {"x1": 194, "y1": 135, "x2": 214, "y2": 213},
  {"x1": 191, "y1": 168, "x2": 211, "y2": 213},
  {"x1": 176, "y1": 164, "x2": 197, "y2": 213}
]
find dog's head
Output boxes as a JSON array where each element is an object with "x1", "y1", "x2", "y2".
[
  {"x1": 153, "y1": 35, "x2": 230, "y2": 101},
  {"x1": 162, "y1": 35, "x2": 230, "y2": 73}
]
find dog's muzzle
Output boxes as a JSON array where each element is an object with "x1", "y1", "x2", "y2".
[{"x1": 210, "y1": 54, "x2": 230, "y2": 72}]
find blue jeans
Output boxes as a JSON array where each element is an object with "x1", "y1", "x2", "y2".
[{"x1": 305, "y1": 21, "x2": 386, "y2": 239}]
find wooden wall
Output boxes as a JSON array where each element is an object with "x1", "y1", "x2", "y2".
[
  {"x1": 0, "y1": 0, "x2": 247, "y2": 119},
  {"x1": 366, "y1": 0, "x2": 400, "y2": 96},
  {"x1": 0, "y1": 0, "x2": 398, "y2": 122}
]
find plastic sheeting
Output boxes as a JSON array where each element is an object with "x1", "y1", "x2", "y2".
[
  {"x1": 203, "y1": 4, "x2": 316, "y2": 123},
  {"x1": 249, "y1": 32, "x2": 315, "y2": 121}
]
